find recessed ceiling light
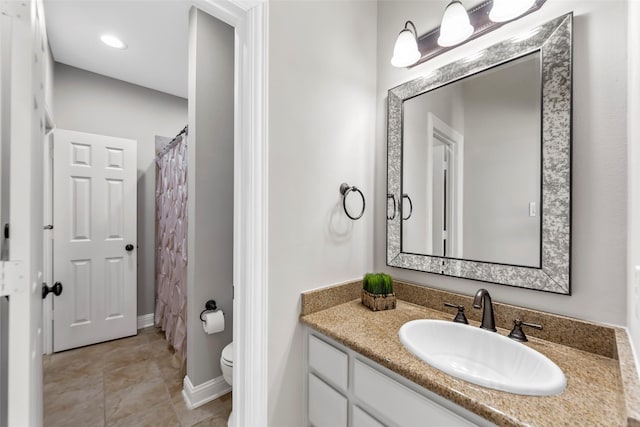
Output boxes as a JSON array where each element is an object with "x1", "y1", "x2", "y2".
[{"x1": 100, "y1": 34, "x2": 127, "y2": 50}]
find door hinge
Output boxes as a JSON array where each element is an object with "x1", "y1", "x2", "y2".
[{"x1": 0, "y1": 260, "x2": 26, "y2": 297}]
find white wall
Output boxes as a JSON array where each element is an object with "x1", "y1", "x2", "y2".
[
  {"x1": 375, "y1": 0, "x2": 628, "y2": 325},
  {"x1": 44, "y1": 41, "x2": 54, "y2": 114},
  {"x1": 52, "y1": 63, "x2": 188, "y2": 316},
  {"x1": 627, "y1": 0, "x2": 640, "y2": 364},
  {"x1": 186, "y1": 7, "x2": 234, "y2": 386},
  {"x1": 267, "y1": 1, "x2": 377, "y2": 425}
]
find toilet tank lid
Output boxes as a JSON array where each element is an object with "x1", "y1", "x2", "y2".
[{"x1": 222, "y1": 343, "x2": 233, "y2": 363}]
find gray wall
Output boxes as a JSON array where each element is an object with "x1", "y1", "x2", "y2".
[
  {"x1": 268, "y1": 1, "x2": 377, "y2": 425},
  {"x1": 53, "y1": 63, "x2": 188, "y2": 316},
  {"x1": 375, "y1": 0, "x2": 628, "y2": 325},
  {"x1": 186, "y1": 7, "x2": 234, "y2": 386},
  {"x1": 461, "y1": 55, "x2": 541, "y2": 266}
]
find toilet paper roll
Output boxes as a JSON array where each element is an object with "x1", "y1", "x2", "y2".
[{"x1": 202, "y1": 310, "x2": 225, "y2": 334}]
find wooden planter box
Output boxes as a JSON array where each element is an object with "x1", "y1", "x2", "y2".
[{"x1": 361, "y1": 289, "x2": 396, "y2": 311}]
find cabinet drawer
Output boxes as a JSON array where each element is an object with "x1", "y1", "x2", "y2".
[
  {"x1": 309, "y1": 334, "x2": 348, "y2": 391},
  {"x1": 353, "y1": 360, "x2": 474, "y2": 427},
  {"x1": 308, "y1": 373, "x2": 347, "y2": 427},
  {"x1": 353, "y1": 405, "x2": 385, "y2": 427}
]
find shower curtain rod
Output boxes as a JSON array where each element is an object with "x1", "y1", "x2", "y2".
[{"x1": 156, "y1": 125, "x2": 188, "y2": 159}]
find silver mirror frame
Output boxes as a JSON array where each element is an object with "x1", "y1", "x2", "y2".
[{"x1": 387, "y1": 13, "x2": 572, "y2": 294}]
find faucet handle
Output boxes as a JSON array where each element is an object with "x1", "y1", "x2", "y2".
[
  {"x1": 444, "y1": 303, "x2": 469, "y2": 324},
  {"x1": 507, "y1": 319, "x2": 543, "y2": 342}
]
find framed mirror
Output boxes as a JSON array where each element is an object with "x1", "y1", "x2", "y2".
[{"x1": 387, "y1": 14, "x2": 572, "y2": 294}]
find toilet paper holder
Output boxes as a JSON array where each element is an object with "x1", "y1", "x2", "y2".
[{"x1": 199, "y1": 299, "x2": 219, "y2": 321}]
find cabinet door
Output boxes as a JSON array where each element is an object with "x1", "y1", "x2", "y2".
[
  {"x1": 353, "y1": 360, "x2": 475, "y2": 427},
  {"x1": 309, "y1": 334, "x2": 348, "y2": 391},
  {"x1": 308, "y1": 374, "x2": 347, "y2": 427},
  {"x1": 353, "y1": 406, "x2": 386, "y2": 427}
]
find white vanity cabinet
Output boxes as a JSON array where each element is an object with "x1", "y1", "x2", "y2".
[
  {"x1": 308, "y1": 373, "x2": 348, "y2": 427},
  {"x1": 352, "y1": 405, "x2": 385, "y2": 427},
  {"x1": 305, "y1": 329, "x2": 495, "y2": 427},
  {"x1": 308, "y1": 334, "x2": 349, "y2": 427}
]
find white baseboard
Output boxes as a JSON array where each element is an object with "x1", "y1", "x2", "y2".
[
  {"x1": 137, "y1": 313, "x2": 155, "y2": 330},
  {"x1": 182, "y1": 375, "x2": 231, "y2": 409}
]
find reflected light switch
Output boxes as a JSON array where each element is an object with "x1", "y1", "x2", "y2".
[{"x1": 529, "y1": 202, "x2": 536, "y2": 217}]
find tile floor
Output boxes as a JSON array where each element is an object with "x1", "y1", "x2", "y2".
[{"x1": 43, "y1": 327, "x2": 231, "y2": 427}]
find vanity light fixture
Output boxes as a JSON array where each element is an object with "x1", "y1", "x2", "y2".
[
  {"x1": 489, "y1": 0, "x2": 537, "y2": 23},
  {"x1": 390, "y1": 0, "x2": 546, "y2": 69},
  {"x1": 100, "y1": 34, "x2": 127, "y2": 50},
  {"x1": 437, "y1": 0, "x2": 474, "y2": 47},
  {"x1": 391, "y1": 21, "x2": 421, "y2": 68}
]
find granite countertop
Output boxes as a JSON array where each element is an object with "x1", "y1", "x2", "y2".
[{"x1": 300, "y1": 281, "x2": 640, "y2": 427}]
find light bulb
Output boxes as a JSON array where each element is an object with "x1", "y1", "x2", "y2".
[
  {"x1": 489, "y1": 0, "x2": 536, "y2": 23},
  {"x1": 391, "y1": 22, "x2": 421, "y2": 68},
  {"x1": 437, "y1": 1, "x2": 474, "y2": 47}
]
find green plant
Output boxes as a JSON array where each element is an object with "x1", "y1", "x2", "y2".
[{"x1": 363, "y1": 273, "x2": 394, "y2": 295}]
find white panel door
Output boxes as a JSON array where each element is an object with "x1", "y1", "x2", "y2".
[{"x1": 53, "y1": 129, "x2": 137, "y2": 352}]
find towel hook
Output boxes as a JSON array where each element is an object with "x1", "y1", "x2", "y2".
[
  {"x1": 340, "y1": 183, "x2": 365, "y2": 220},
  {"x1": 402, "y1": 193, "x2": 413, "y2": 220},
  {"x1": 387, "y1": 194, "x2": 397, "y2": 220}
]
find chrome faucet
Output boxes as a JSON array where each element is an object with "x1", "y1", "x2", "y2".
[{"x1": 473, "y1": 289, "x2": 497, "y2": 332}]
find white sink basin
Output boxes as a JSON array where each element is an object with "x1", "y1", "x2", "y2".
[{"x1": 398, "y1": 319, "x2": 566, "y2": 396}]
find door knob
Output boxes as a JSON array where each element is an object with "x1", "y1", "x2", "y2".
[
  {"x1": 42, "y1": 282, "x2": 63, "y2": 299},
  {"x1": 125, "y1": 244, "x2": 134, "y2": 252}
]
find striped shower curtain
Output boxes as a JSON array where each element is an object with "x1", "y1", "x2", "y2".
[{"x1": 154, "y1": 131, "x2": 188, "y2": 363}]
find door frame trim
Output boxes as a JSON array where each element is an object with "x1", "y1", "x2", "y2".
[
  {"x1": 425, "y1": 112, "x2": 464, "y2": 258},
  {"x1": 42, "y1": 120, "x2": 54, "y2": 355},
  {"x1": 183, "y1": 2, "x2": 269, "y2": 425}
]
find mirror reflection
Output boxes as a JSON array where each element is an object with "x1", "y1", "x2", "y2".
[{"x1": 401, "y1": 52, "x2": 541, "y2": 267}]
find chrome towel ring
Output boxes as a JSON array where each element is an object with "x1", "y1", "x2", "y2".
[{"x1": 340, "y1": 183, "x2": 365, "y2": 220}]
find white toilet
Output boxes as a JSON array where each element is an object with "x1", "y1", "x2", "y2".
[{"x1": 221, "y1": 342, "x2": 234, "y2": 426}]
